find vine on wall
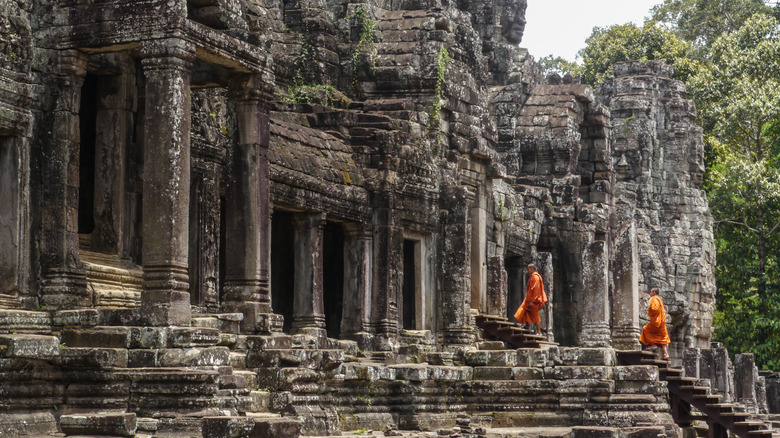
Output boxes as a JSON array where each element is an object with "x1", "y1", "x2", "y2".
[{"x1": 349, "y1": 5, "x2": 377, "y2": 92}]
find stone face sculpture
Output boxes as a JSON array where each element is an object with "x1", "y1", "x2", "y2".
[
  {"x1": 0, "y1": 0, "x2": 727, "y2": 435},
  {"x1": 501, "y1": 0, "x2": 527, "y2": 44}
]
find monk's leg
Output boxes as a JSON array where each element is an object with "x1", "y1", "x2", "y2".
[{"x1": 661, "y1": 344, "x2": 669, "y2": 360}]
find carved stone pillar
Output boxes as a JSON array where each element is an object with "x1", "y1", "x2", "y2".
[
  {"x1": 440, "y1": 185, "x2": 474, "y2": 345},
  {"x1": 579, "y1": 239, "x2": 611, "y2": 347},
  {"x1": 40, "y1": 50, "x2": 89, "y2": 308},
  {"x1": 370, "y1": 187, "x2": 401, "y2": 350},
  {"x1": 470, "y1": 187, "x2": 487, "y2": 312},
  {"x1": 292, "y1": 212, "x2": 327, "y2": 337},
  {"x1": 139, "y1": 39, "x2": 195, "y2": 327},
  {"x1": 342, "y1": 223, "x2": 372, "y2": 342},
  {"x1": 535, "y1": 252, "x2": 554, "y2": 342},
  {"x1": 223, "y1": 75, "x2": 272, "y2": 324},
  {"x1": 611, "y1": 222, "x2": 641, "y2": 349}
]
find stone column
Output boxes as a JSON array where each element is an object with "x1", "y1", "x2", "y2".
[
  {"x1": 470, "y1": 187, "x2": 487, "y2": 312},
  {"x1": 536, "y1": 252, "x2": 554, "y2": 342},
  {"x1": 579, "y1": 240, "x2": 611, "y2": 347},
  {"x1": 223, "y1": 75, "x2": 272, "y2": 325},
  {"x1": 371, "y1": 187, "x2": 401, "y2": 350},
  {"x1": 292, "y1": 212, "x2": 327, "y2": 337},
  {"x1": 735, "y1": 353, "x2": 761, "y2": 413},
  {"x1": 440, "y1": 185, "x2": 474, "y2": 345},
  {"x1": 91, "y1": 56, "x2": 135, "y2": 255},
  {"x1": 40, "y1": 50, "x2": 89, "y2": 308},
  {"x1": 611, "y1": 222, "x2": 641, "y2": 349},
  {"x1": 139, "y1": 39, "x2": 195, "y2": 327},
  {"x1": 342, "y1": 223, "x2": 372, "y2": 343}
]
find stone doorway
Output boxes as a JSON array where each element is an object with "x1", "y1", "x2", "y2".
[
  {"x1": 76, "y1": 68, "x2": 143, "y2": 308},
  {"x1": 400, "y1": 233, "x2": 429, "y2": 331},
  {"x1": 271, "y1": 210, "x2": 296, "y2": 333},
  {"x1": 322, "y1": 221, "x2": 344, "y2": 338},
  {"x1": 505, "y1": 255, "x2": 524, "y2": 321}
]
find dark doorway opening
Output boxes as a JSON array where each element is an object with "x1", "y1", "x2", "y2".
[
  {"x1": 271, "y1": 211, "x2": 296, "y2": 332},
  {"x1": 506, "y1": 256, "x2": 524, "y2": 321},
  {"x1": 323, "y1": 222, "x2": 344, "y2": 338},
  {"x1": 78, "y1": 74, "x2": 98, "y2": 235},
  {"x1": 402, "y1": 239, "x2": 417, "y2": 330}
]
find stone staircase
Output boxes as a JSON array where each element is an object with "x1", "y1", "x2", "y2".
[
  {"x1": 0, "y1": 308, "x2": 301, "y2": 437},
  {"x1": 475, "y1": 314, "x2": 558, "y2": 349},
  {"x1": 617, "y1": 350, "x2": 776, "y2": 438}
]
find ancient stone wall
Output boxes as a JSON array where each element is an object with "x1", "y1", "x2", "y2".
[
  {"x1": 0, "y1": 0, "x2": 736, "y2": 436},
  {"x1": 598, "y1": 61, "x2": 716, "y2": 355}
]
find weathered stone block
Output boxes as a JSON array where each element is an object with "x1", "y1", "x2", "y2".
[
  {"x1": 60, "y1": 412, "x2": 137, "y2": 436},
  {"x1": 129, "y1": 327, "x2": 166, "y2": 349},
  {"x1": 577, "y1": 348, "x2": 616, "y2": 366},
  {"x1": 464, "y1": 350, "x2": 517, "y2": 367},
  {"x1": 61, "y1": 327, "x2": 130, "y2": 348},
  {"x1": 201, "y1": 416, "x2": 255, "y2": 438},
  {"x1": 251, "y1": 416, "x2": 301, "y2": 438},
  {"x1": 545, "y1": 366, "x2": 614, "y2": 380},
  {"x1": 615, "y1": 365, "x2": 658, "y2": 381},
  {"x1": 572, "y1": 426, "x2": 620, "y2": 438},
  {"x1": 516, "y1": 348, "x2": 548, "y2": 367},
  {"x1": 53, "y1": 309, "x2": 99, "y2": 327},
  {"x1": 389, "y1": 364, "x2": 430, "y2": 382},
  {"x1": 128, "y1": 349, "x2": 158, "y2": 367},
  {"x1": 60, "y1": 347, "x2": 128, "y2": 368},
  {"x1": 513, "y1": 367, "x2": 544, "y2": 380},
  {"x1": 157, "y1": 346, "x2": 230, "y2": 367},
  {"x1": 167, "y1": 326, "x2": 220, "y2": 347},
  {"x1": 0, "y1": 334, "x2": 59, "y2": 357},
  {"x1": 473, "y1": 366, "x2": 514, "y2": 380}
]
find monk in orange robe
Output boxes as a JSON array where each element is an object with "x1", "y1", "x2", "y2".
[
  {"x1": 639, "y1": 287, "x2": 670, "y2": 360},
  {"x1": 514, "y1": 263, "x2": 547, "y2": 335}
]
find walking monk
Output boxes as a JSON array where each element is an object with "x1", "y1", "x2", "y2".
[
  {"x1": 513, "y1": 263, "x2": 547, "y2": 335},
  {"x1": 639, "y1": 287, "x2": 670, "y2": 360}
]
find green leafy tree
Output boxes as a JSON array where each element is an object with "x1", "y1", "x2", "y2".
[
  {"x1": 577, "y1": 22, "x2": 701, "y2": 85},
  {"x1": 537, "y1": 55, "x2": 580, "y2": 77},
  {"x1": 650, "y1": 0, "x2": 778, "y2": 50},
  {"x1": 691, "y1": 14, "x2": 780, "y2": 369}
]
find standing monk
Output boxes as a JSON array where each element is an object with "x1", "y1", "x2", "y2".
[
  {"x1": 639, "y1": 288, "x2": 670, "y2": 360},
  {"x1": 513, "y1": 263, "x2": 547, "y2": 335}
]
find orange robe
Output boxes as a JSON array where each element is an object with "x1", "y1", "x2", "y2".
[
  {"x1": 514, "y1": 271, "x2": 548, "y2": 324},
  {"x1": 640, "y1": 295, "x2": 671, "y2": 346}
]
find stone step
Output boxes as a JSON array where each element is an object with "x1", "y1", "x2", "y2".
[{"x1": 59, "y1": 412, "x2": 137, "y2": 437}]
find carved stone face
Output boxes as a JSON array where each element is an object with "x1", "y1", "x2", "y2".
[{"x1": 501, "y1": 0, "x2": 527, "y2": 44}]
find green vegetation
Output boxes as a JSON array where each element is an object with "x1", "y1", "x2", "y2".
[
  {"x1": 550, "y1": 0, "x2": 780, "y2": 369},
  {"x1": 350, "y1": 5, "x2": 377, "y2": 91},
  {"x1": 427, "y1": 45, "x2": 450, "y2": 150}
]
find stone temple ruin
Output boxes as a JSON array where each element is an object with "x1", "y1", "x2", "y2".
[{"x1": 1, "y1": 0, "x2": 780, "y2": 436}]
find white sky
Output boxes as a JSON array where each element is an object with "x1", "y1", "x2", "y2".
[{"x1": 521, "y1": 0, "x2": 663, "y2": 62}]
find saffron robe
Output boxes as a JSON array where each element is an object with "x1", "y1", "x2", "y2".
[
  {"x1": 514, "y1": 271, "x2": 548, "y2": 324},
  {"x1": 639, "y1": 294, "x2": 671, "y2": 345}
]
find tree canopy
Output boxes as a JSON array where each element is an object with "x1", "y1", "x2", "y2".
[{"x1": 576, "y1": 22, "x2": 700, "y2": 85}]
